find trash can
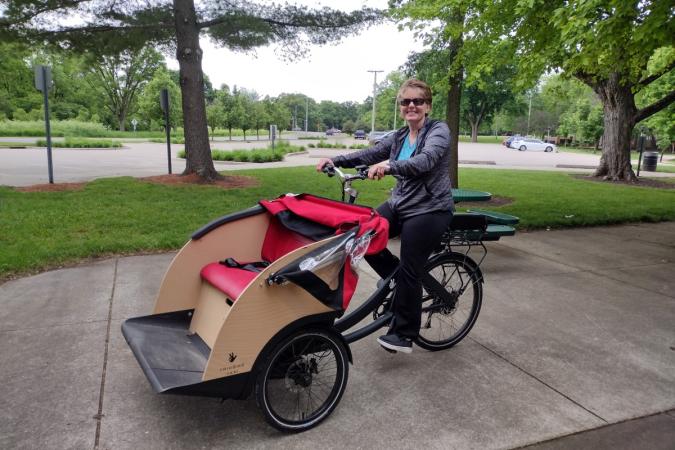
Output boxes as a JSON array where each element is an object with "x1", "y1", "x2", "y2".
[{"x1": 642, "y1": 151, "x2": 659, "y2": 171}]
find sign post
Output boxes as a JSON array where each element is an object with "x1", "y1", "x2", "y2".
[
  {"x1": 131, "y1": 118, "x2": 138, "y2": 132},
  {"x1": 270, "y1": 124, "x2": 277, "y2": 155},
  {"x1": 34, "y1": 65, "x2": 54, "y2": 184},
  {"x1": 160, "y1": 89, "x2": 172, "y2": 174},
  {"x1": 636, "y1": 135, "x2": 645, "y2": 177}
]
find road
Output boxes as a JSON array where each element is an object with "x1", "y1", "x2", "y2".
[{"x1": 0, "y1": 136, "x2": 663, "y2": 187}]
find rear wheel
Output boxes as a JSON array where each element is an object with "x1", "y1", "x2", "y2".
[
  {"x1": 415, "y1": 253, "x2": 483, "y2": 351},
  {"x1": 255, "y1": 329, "x2": 349, "y2": 432},
  {"x1": 519, "y1": 145, "x2": 527, "y2": 151}
]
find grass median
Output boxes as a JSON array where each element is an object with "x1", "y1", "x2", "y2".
[{"x1": 1, "y1": 167, "x2": 674, "y2": 280}]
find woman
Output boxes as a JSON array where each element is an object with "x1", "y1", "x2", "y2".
[{"x1": 316, "y1": 78, "x2": 454, "y2": 353}]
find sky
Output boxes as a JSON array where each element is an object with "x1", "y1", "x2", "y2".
[{"x1": 167, "y1": 1, "x2": 423, "y2": 103}]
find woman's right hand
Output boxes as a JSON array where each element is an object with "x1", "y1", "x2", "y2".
[{"x1": 316, "y1": 158, "x2": 334, "y2": 172}]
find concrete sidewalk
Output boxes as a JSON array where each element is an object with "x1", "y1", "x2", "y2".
[{"x1": 1, "y1": 223, "x2": 674, "y2": 449}]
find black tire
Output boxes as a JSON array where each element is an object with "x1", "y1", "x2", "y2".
[
  {"x1": 415, "y1": 252, "x2": 483, "y2": 351},
  {"x1": 519, "y1": 145, "x2": 527, "y2": 151},
  {"x1": 255, "y1": 328, "x2": 349, "y2": 432},
  {"x1": 545, "y1": 146, "x2": 553, "y2": 152}
]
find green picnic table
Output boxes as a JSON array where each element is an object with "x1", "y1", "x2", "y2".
[
  {"x1": 451, "y1": 188, "x2": 492, "y2": 203},
  {"x1": 450, "y1": 188, "x2": 519, "y2": 240}
]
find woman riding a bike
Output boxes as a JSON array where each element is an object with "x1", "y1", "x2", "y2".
[{"x1": 316, "y1": 78, "x2": 454, "y2": 353}]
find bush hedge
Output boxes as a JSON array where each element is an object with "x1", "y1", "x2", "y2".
[{"x1": 35, "y1": 138, "x2": 122, "y2": 148}]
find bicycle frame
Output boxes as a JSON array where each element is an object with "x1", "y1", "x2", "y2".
[{"x1": 323, "y1": 164, "x2": 484, "y2": 345}]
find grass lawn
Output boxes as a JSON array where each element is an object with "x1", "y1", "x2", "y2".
[
  {"x1": 0, "y1": 141, "x2": 29, "y2": 148},
  {"x1": 1, "y1": 167, "x2": 674, "y2": 280},
  {"x1": 458, "y1": 135, "x2": 503, "y2": 144}
]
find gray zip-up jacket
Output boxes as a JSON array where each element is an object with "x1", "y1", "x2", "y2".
[{"x1": 333, "y1": 118, "x2": 454, "y2": 218}]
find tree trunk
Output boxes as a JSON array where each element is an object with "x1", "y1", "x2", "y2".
[
  {"x1": 470, "y1": 121, "x2": 478, "y2": 143},
  {"x1": 173, "y1": 0, "x2": 220, "y2": 181},
  {"x1": 445, "y1": 13, "x2": 464, "y2": 189},
  {"x1": 118, "y1": 110, "x2": 126, "y2": 132},
  {"x1": 591, "y1": 73, "x2": 637, "y2": 181}
]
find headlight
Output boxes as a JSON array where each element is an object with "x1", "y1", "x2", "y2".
[
  {"x1": 299, "y1": 240, "x2": 348, "y2": 272},
  {"x1": 346, "y1": 233, "x2": 371, "y2": 269}
]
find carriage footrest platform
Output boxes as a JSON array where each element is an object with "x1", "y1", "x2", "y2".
[{"x1": 122, "y1": 310, "x2": 209, "y2": 394}]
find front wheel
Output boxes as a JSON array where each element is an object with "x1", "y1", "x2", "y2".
[
  {"x1": 545, "y1": 146, "x2": 553, "y2": 152},
  {"x1": 415, "y1": 253, "x2": 483, "y2": 351},
  {"x1": 519, "y1": 145, "x2": 527, "y2": 151},
  {"x1": 255, "y1": 328, "x2": 349, "y2": 432}
]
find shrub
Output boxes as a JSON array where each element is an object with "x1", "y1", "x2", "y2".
[
  {"x1": 177, "y1": 141, "x2": 303, "y2": 163},
  {"x1": 35, "y1": 138, "x2": 122, "y2": 148}
]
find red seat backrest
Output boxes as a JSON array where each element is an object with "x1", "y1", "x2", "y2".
[{"x1": 261, "y1": 216, "x2": 314, "y2": 263}]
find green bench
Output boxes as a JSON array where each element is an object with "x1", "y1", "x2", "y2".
[
  {"x1": 450, "y1": 212, "x2": 517, "y2": 242},
  {"x1": 466, "y1": 208, "x2": 520, "y2": 225}
]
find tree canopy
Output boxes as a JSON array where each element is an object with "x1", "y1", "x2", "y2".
[
  {"x1": 1, "y1": 0, "x2": 381, "y2": 180},
  {"x1": 462, "y1": 0, "x2": 675, "y2": 180}
]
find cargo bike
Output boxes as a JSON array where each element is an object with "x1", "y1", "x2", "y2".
[{"x1": 122, "y1": 165, "x2": 516, "y2": 432}]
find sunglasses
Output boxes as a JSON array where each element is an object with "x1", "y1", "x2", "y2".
[{"x1": 399, "y1": 98, "x2": 428, "y2": 106}]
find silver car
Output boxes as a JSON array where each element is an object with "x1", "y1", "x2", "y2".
[
  {"x1": 368, "y1": 130, "x2": 396, "y2": 146},
  {"x1": 511, "y1": 138, "x2": 557, "y2": 152}
]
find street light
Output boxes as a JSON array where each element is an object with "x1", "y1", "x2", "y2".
[{"x1": 368, "y1": 70, "x2": 383, "y2": 133}]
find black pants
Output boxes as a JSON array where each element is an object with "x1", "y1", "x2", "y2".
[{"x1": 365, "y1": 203, "x2": 453, "y2": 339}]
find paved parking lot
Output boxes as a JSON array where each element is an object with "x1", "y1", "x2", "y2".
[{"x1": 0, "y1": 138, "x2": 611, "y2": 187}]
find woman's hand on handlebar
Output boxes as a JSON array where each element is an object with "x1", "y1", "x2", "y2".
[
  {"x1": 316, "y1": 158, "x2": 334, "y2": 172},
  {"x1": 368, "y1": 163, "x2": 390, "y2": 180}
]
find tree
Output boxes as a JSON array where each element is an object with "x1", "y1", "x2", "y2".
[
  {"x1": 638, "y1": 49, "x2": 675, "y2": 152},
  {"x1": 206, "y1": 103, "x2": 226, "y2": 140},
  {"x1": 87, "y1": 47, "x2": 164, "y2": 131},
  {"x1": 461, "y1": 65, "x2": 518, "y2": 142},
  {"x1": 235, "y1": 89, "x2": 257, "y2": 140},
  {"x1": 137, "y1": 69, "x2": 183, "y2": 132},
  {"x1": 259, "y1": 97, "x2": 289, "y2": 137},
  {"x1": 0, "y1": 43, "x2": 41, "y2": 119},
  {"x1": 462, "y1": 0, "x2": 675, "y2": 181},
  {"x1": 252, "y1": 101, "x2": 270, "y2": 140},
  {"x1": 1, "y1": 0, "x2": 381, "y2": 181},
  {"x1": 391, "y1": 1, "x2": 469, "y2": 187}
]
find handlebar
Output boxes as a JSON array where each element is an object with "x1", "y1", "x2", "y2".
[
  {"x1": 322, "y1": 164, "x2": 369, "y2": 182},
  {"x1": 321, "y1": 164, "x2": 369, "y2": 204}
]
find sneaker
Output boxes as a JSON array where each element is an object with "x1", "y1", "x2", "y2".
[{"x1": 377, "y1": 334, "x2": 413, "y2": 354}]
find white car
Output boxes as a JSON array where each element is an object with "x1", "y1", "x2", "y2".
[{"x1": 511, "y1": 138, "x2": 557, "y2": 152}]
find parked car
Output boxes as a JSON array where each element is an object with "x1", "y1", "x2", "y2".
[
  {"x1": 369, "y1": 130, "x2": 396, "y2": 146},
  {"x1": 503, "y1": 135, "x2": 521, "y2": 148},
  {"x1": 353, "y1": 130, "x2": 367, "y2": 140},
  {"x1": 325, "y1": 129, "x2": 334, "y2": 136},
  {"x1": 511, "y1": 138, "x2": 556, "y2": 152}
]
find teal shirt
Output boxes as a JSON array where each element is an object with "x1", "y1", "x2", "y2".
[{"x1": 397, "y1": 135, "x2": 417, "y2": 161}]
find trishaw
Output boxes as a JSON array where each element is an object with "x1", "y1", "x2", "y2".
[{"x1": 122, "y1": 166, "x2": 516, "y2": 432}]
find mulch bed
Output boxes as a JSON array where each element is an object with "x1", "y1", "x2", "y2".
[
  {"x1": 16, "y1": 182, "x2": 87, "y2": 192},
  {"x1": 13, "y1": 173, "x2": 259, "y2": 192},
  {"x1": 571, "y1": 174, "x2": 675, "y2": 189},
  {"x1": 139, "y1": 173, "x2": 259, "y2": 189}
]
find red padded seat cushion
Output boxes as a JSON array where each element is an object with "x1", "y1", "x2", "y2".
[
  {"x1": 200, "y1": 262, "x2": 257, "y2": 301},
  {"x1": 261, "y1": 216, "x2": 313, "y2": 262}
]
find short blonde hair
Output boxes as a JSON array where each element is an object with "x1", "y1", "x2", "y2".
[{"x1": 397, "y1": 79, "x2": 433, "y2": 104}]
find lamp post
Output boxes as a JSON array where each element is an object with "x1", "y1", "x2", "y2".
[
  {"x1": 367, "y1": 70, "x2": 383, "y2": 133},
  {"x1": 304, "y1": 98, "x2": 308, "y2": 132}
]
